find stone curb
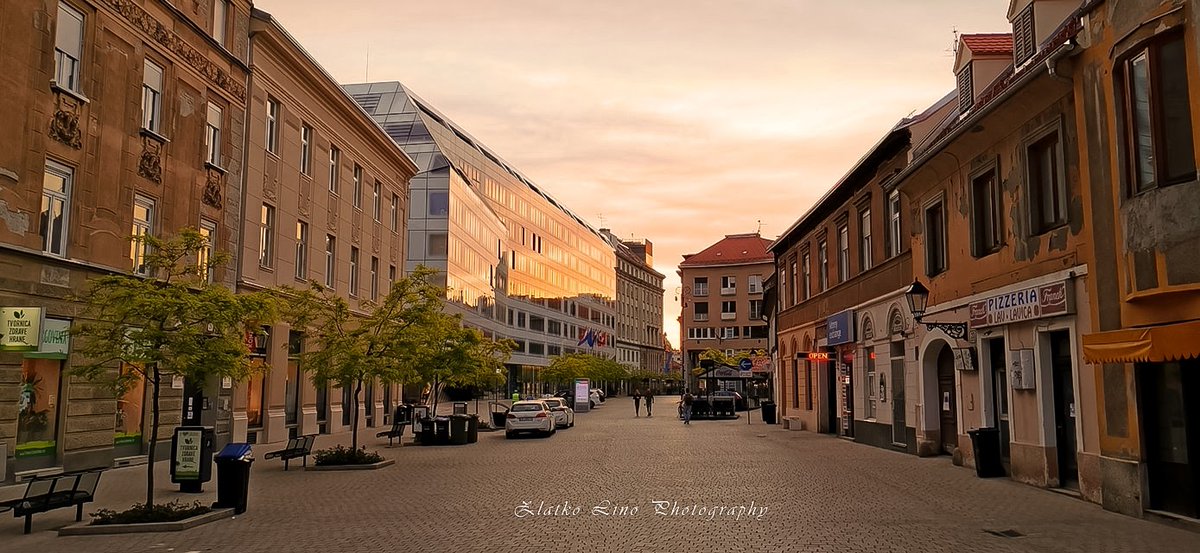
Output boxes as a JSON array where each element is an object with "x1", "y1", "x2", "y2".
[
  {"x1": 305, "y1": 458, "x2": 395, "y2": 471},
  {"x1": 58, "y1": 507, "x2": 234, "y2": 536}
]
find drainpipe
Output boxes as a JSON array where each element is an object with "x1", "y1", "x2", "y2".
[
  {"x1": 237, "y1": 25, "x2": 256, "y2": 292},
  {"x1": 1046, "y1": 40, "x2": 1077, "y2": 83}
]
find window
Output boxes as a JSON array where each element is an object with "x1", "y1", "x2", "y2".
[
  {"x1": 352, "y1": 164, "x2": 361, "y2": 205},
  {"x1": 41, "y1": 161, "x2": 72, "y2": 257},
  {"x1": 721, "y1": 327, "x2": 738, "y2": 339},
  {"x1": 789, "y1": 260, "x2": 798, "y2": 305},
  {"x1": 373, "y1": 181, "x2": 382, "y2": 221},
  {"x1": 692, "y1": 277, "x2": 708, "y2": 297},
  {"x1": 887, "y1": 190, "x2": 901, "y2": 257},
  {"x1": 300, "y1": 125, "x2": 312, "y2": 176},
  {"x1": 693, "y1": 302, "x2": 709, "y2": 322},
  {"x1": 818, "y1": 240, "x2": 828, "y2": 292},
  {"x1": 266, "y1": 98, "x2": 280, "y2": 154},
  {"x1": 749, "y1": 299, "x2": 763, "y2": 321},
  {"x1": 259, "y1": 204, "x2": 275, "y2": 268},
  {"x1": 1012, "y1": 4, "x2": 1035, "y2": 65},
  {"x1": 837, "y1": 224, "x2": 849, "y2": 283},
  {"x1": 141, "y1": 60, "x2": 164, "y2": 132},
  {"x1": 957, "y1": 63, "x2": 974, "y2": 113},
  {"x1": 212, "y1": 0, "x2": 228, "y2": 46},
  {"x1": 131, "y1": 195, "x2": 154, "y2": 275},
  {"x1": 390, "y1": 193, "x2": 399, "y2": 231},
  {"x1": 349, "y1": 247, "x2": 359, "y2": 296},
  {"x1": 971, "y1": 168, "x2": 1003, "y2": 256},
  {"x1": 1028, "y1": 130, "x2": 1067, "y2": 232},
  {"x1": 388, "y1": 265, "x2": 395, "y2": 289},
  {"x1": 295, "y1": 221, "x2": 308, "y2": 279},
  {"x1": 198, "y1": 219, "x2": 216, "y2": 283},
  {"x1": 860, "y1": 210, "x2": 872, "y2": 272},
  {"x1": 802, "y1": 253, "x2": 811, "y2": 300},
  {"x1": 54, "y1": 3, "x2": 84, "y2": 92},
  {"x1": 428, "y1": 233, "x2": 448, "y2": 256},
  {"x1": 865, "y1": 346, "x2": 877, "y2": 419},
  {"x1": 205, "y1": 103, "x2": 222, "y2": 166},
  {"x1": 370, "y1": 256, "x2": 379, "y2": 300},
  {"x1": 324, "y1": 235, "x2": 336, "y2": 288},
  {"x1": 328, "y1": 147, "x2": 340, "y2": 194},
  {"x1": 1122, "y1": 34, "x2": 1195, "y2": 193},
  {"x1": 429, "y1": 191, "x2": 449, "y2": 216},
  {"x1": 925, "y1": 200, "x2": 947, "y2": 276},
  {"x1": 721, "y1": 301, "x2": 736, "y2": 320},
  {"x1": 721, "y1": 275, "x2": 736, "y2": 294}
]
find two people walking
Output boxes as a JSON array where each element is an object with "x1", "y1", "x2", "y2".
[{"x1": 632, "y1": 388, "x2": 655, "y2": 417}]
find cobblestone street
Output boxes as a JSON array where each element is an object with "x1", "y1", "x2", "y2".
[{"x1": 3, "y1": 399, "x2": 1199, "y2": 552}]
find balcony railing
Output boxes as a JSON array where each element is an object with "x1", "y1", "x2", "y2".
[
  {"x1": 721, "y1": 312, "x2": 736, "y2": 320},
  {"x1": 693, "y1": 313, "x2": 709, "y2": 322},
  {"x1": 693, "y1": 286, "x2": 709, "y2": 297},
  {"x1": 720, "y1": 287, "x2": 736, "y2": 295}
]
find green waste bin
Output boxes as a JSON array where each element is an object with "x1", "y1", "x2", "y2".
[
  {"x1": 466, "y1": 415, "x2": 479, "y2": 443},
  {"x1": 448, "y1": 415, "x2": 469, "y2": 445},
  {"x1": 761, "y1": 401, "x2": 777, "y2": 424},
  {"x1": 968, "y1": 428, "x2": 1006, "y2": 478}
]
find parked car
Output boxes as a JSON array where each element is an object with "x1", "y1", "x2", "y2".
[
  {"x1": 506, "y1": 401, "x2": 557, "y2": 438},
  {"x1": 540, "y1": 397, "x2": 575, "y2": 428},
  {"x1": 711, "y1": 390, "x2": 748, "y2": 411},
  {"x1": 591, "y1": 388, "x2": 606, "y2": 402},
  {"x1": 553, "y1": 389, "x2": 603, "y2": 409}
]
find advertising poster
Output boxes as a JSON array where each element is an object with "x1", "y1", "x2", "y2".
[{"x1": 574, "y1": 378, "x2": 590, "y2": 412}]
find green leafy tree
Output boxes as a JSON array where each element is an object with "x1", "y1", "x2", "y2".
[
  {"x1": 276, "y1": 266, "x2": 446, "y2": 450},
  {"x1": 404, "y1": 314, "x2": 514, "y2": 415},
  {"x1": 72, "y1": 229, "x2": 275, "y2": 506}
]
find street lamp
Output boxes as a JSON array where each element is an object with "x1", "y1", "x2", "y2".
[{"x1": 904, "y1": 280, "x2": 968, "y2": 340}]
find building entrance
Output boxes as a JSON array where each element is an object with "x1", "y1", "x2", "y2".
[
  {"x1": 1138, "y1": 360, "x2": 1200, "y2": 517},
  {"x1": 1049, "y1": 330, "x2": 1078, "y2": 490},
  {"x1": 936, "y1": 345, "x2": 957, "y2": 454}
]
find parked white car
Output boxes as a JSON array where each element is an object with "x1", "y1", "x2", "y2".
[
  {"x1": 505, "y1": 401, "x2": 557, "y2": 438},
  {"x1": 540, "y1": 397, "x2": 575, "y2": 428}
]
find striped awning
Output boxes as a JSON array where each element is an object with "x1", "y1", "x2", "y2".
[{"x1": 1082, "y1": 320, "x2": 1200, "y2": 364}]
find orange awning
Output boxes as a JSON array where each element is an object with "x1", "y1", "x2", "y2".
[{"x1": 1082, "y1": 320, "x2": 1200, "y2": 364}]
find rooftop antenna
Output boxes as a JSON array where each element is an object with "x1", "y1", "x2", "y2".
[
  {"x1": 946, "y1": 27, "x2": 959, "y2": 57},
  {"x1": 756, "y1": 219, "x2": 763, "y2": 234},
  {"x1": 365, "y1": 43, "x2": 370, "y2": 81},
  {"x1": 598, "y1": 213, "x2": 606, "y2": 228}
]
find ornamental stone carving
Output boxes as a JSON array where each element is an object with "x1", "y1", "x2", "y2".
[
  {"x1": 203, "y1": 167, "x2": 224, "y2": 208},
  {"x1": 138, "y1": 136, "x2": 163, "y2": 184},
  {"x1": 48, "y1": 94, "x2": 83, "y2": 149}
]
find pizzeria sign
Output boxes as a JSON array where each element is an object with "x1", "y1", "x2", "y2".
[{"x1": 968, "y1": 281, "x2": 1073, "y2": 328}]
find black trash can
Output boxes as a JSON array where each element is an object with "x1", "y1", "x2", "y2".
[
  {"x1": 761, "y1": 401, "x2": 777, "y2": 424},
  {"x1": 466, "y1": 415, "x2": 479, "y2": 443},
  {"x1": 416, "y1": 417, "x2": 434, "y2": 445},
  {"x1": 967, "y1": 427, "x2": 1006, "y2": 478},
  {"x1": 452, "y1": 402, "x2": 468, "y2": 415},
  {"x1": 449, "y1": 414, "x2": 470, "y2": 445},
  {"x1": 212, "y1": 443, "x2": 254, "y2": 514},
  {"x1": 434, "y1": 416, "x2": 451, "y2": 445}
]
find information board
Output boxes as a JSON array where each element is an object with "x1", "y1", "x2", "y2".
[{"x1": 574, "y1": 378, "x2": 590, "y2": 412}]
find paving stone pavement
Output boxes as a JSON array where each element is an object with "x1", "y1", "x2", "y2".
[{"x1": 2, "y1": 397, "x2": 1199, "y2": 552}]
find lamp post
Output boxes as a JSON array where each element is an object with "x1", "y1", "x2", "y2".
[{"x1": 904, "y1": 280, "x2": 968, "y2": 340}]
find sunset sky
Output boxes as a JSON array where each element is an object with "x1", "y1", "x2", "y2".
[{"x1": 256, "y1": 0, "x2": 1016, "y2": 347}]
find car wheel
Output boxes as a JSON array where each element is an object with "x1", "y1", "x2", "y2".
[
  {"x1": 506, "y1": 431, "x2": 515, "y2": 439},
  {"x1": 569, "y1": 420, "x2": 574, "y2": 428}
]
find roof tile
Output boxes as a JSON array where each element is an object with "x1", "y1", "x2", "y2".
[
  {"x1": 960, "y1": 33, "x2": 1014, "y2": 56},
  {"x1": 680, "y1": 233, "x2": 774, "y2": 267}
]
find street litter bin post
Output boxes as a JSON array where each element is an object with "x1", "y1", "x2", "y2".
[
  {"x1": 761, "y1": 401, "x2": 777, "y2": 424},
  {"x1": 434, "y1": 416, "x2": 451, "y2": 445},
  {"x1": 967, "y1": 427, "x2": 1006, "y2": 478},
  {"x1": 467, "y1": 415, "x2": 479, "y2": 443},
  {"x1": 213, "y1": 443, "x2": 254, "y2": 514},
  {"x1": 453, "y1": 402, "x2": 468, "y2": 415},
  {"x1": 449, "y1": 414, "x2": 470, "y2": 445}
]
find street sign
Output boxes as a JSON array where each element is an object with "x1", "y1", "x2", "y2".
[{"x1": 738, "y1": 358, "x2": 752, "y2": 371}]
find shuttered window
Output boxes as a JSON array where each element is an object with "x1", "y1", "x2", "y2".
[
  {"x1": 957, "y1": 64, "x2": 974, "y2": 113},
  {"x1": 1013, "y1": 5, "x2": 1036, "y2": 65}
]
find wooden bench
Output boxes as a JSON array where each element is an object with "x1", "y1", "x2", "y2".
[
  {"x1": 0, "y1": 469, "x2": 103, "y2": 534},
  {"x1": 376, "y1": 419, "x2": 409, "y2": 446},
  {"x1": 263, "y1": 434, "x2": 316, "y2": 470}
]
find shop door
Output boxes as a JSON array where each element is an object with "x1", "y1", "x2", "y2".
[
  {"x1": 937, "y1": 346, "x2": 958, "y2": 454},
  {"x1": 891, "y1": 351, "x2": 906, "y2": 445},
  {"x1": 1049, "y1": 330, "x2": 1078, "y2": 490},
  {"x1": 989, "y1": 338, "x2": 1011, "y2": 472},
  {"x1": 1139, "y1": 361, "x2": 1200, "y2": 517},
  {"x1": 16, "y1": 358, "x2": 65, "y2": 471},
  {"x1": 825, "y1": 360, "x2": 837, "y2": 434},
  {"x1": 840, "y1": 361, "x2": 854, "y2": 438}
]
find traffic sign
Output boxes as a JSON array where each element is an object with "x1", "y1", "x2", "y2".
[{"x1": 738, "y1": 358, "x2": 753, "y2": 371}]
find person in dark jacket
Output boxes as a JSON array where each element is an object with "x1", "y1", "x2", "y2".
[
  {"x1": 632, "y1": 389, "x2": 643, "y2": 417},
  {"x1": 681, "y1": 390, "x2": 694, "y2": 424},
  {"x1": 644, "y1": 389, "x2": 655, "y2": 417}
]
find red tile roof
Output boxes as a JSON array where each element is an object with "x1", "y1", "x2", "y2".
[
  {"x1": 960, "y1": 33, "x2": 1013, "y2": 56},
  {"x1": 680, "y1": 233, "x2": 774, "y2": 267}
]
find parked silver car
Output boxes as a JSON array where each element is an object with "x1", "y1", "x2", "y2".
[{"x1": 505, "y1": 401, "x2": 557, "y2": 438}]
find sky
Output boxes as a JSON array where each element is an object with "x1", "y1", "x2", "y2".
[{"x1": 256, "y1": 0, "x2": 1016, "y2": 348}]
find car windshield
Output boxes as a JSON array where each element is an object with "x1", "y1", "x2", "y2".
[
  {"x1": 511, "y1": 404, "x2": 543, "y2": 412},
  {"x1": 542, "y1": 399, "x2": 561, "y2": 407}
]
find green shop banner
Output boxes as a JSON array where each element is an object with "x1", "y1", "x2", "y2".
[
  {"x1": 114, "y1": 433, "x2": 142, "y2": 446},
  {"x1": 15, "y1": 440, "x2": 56, "y2": 458}
]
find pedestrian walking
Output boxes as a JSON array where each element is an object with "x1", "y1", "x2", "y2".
[
  {"x1": 644, "y1": 389, "x2": 655, "y2": 417},
  {"x1": 681, "y1": 390, "x2": 694, "y2": 425},
  {"x1": 633, "y1": 388, "x2": 643, "y2": 417}
]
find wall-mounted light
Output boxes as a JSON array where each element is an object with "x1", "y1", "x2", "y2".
[{"x1": 904, "y1": 280, "x2": 968, "y2": 341}]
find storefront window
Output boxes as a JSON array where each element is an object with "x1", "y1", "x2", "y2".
[
  {"x1": 17, "y1": 359, "x2": 62, "y2": 459},
  {"x1": 115, "y1": 364, "x2": 145, "y2": 447},
  {"x1": 865, "y1": 347, "x2": 876, "y2": 419}
]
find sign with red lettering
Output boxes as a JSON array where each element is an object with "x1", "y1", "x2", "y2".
[
  {"x1": 968, "y1": 281, "x2": 1072, "y2": 328},
  {"x1": 807, "y1": 352, "x2": 831, "y2": 361}
]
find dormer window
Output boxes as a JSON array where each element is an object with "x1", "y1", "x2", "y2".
[
  {"x1": 957, "y1": 64, "x2": 974, "y2": 113},
  {"x1": 1013, "y1": 4, "x2": 1036, "y2": 65}
]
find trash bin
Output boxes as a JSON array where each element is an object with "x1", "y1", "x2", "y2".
[
  {"x1": 967, "y1": 427, "x2": 1006, "y2": 478},
  {"x1": 452, "y1": 402, "x2": 468, "y2": 415},
  {"x1": 416, "y1": 417, "x2": 434, "y2": 445},
  {"x1": 466, "y1": 415, "x2": 479, "y2": 443},
  {"x1": 212, "y1": 443, "x2": 254, "y2": 514},
  {"x1": 761, "y1": 401, "x2": 777, "y2": 424},
  {"x1": 433, "y1": 416, "x2": 451, "y2": 445},
  {"x1": 449, "y1": 414, "x2": 470, "y2": 445}
]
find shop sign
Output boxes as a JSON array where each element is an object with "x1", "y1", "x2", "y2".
[
  {"x1": 806, "y1": 352, "x2": 831, "y2": 361},
  {"x1": 29, "y1": 318, "x2": 71, "y2": 358},
  {"x1": 968, "y1": 281, "x2": 1072, "y2": 328},
  {"x1": 1, "y1": 307, "x2": 43, "y2": 352},
  {"x1": 826, "y1": 309, "x2": 855, "y2": 346},
  {"x1": 174, "y1": 429, "x2": 202, "y2": 480}
]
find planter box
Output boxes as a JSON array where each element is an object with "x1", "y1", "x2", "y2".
[
  {"x1": 306, "y1": 459, "x2": 395, "y2": 471},
  {"x1": 59, "y1": 508, "x2": 234, "y2": 536}
]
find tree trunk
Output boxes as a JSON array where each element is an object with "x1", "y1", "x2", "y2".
[
  {"x1": 430, "y1": 378, "x2": 440, "y2": 417},
  {"x1": 351, "y1": 377, "x2": 362, "y2": 450},
  {"x1": 147, "y1": 368, "x2": 161, "y2": 506}
]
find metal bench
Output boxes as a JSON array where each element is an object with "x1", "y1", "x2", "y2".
[
  {"x1": 0, "y1": 469, "x2": 103, "y2": 534},
  {"x1": 376, "y1": 420, "x2": 409, "y2": 446},
  {"x1": 263, "y1": 434, "x2": 316, "y2": 470}
]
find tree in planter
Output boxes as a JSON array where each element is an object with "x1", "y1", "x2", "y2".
[
  {"x1": 72, "y1": 229, "x2": 275, "y2": 506},
  {"x1": 277, "y1": 266, "x2": 445, "y2": 451},
  {"x1": 544, "y1": 353, "x2": 625, "y2": 397}
]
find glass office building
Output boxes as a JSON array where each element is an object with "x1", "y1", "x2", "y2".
[{"x1": 345, "y1": 82, "x2": 617, "y2": 391}]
